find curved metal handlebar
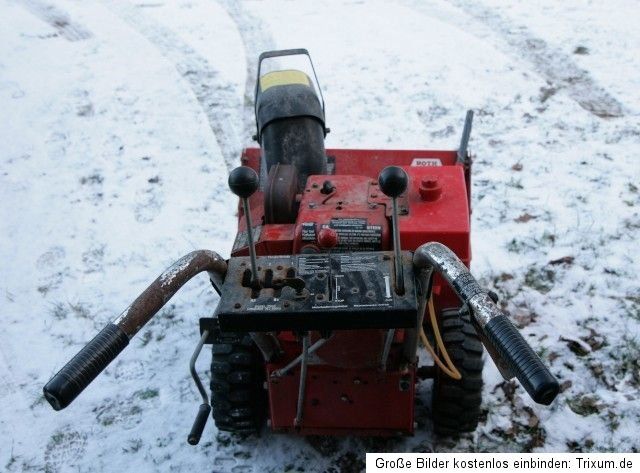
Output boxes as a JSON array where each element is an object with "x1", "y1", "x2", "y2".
[
  {"x1": 43, "y1": 250, "x2": 227, "y2": 410},
  {"x1": 414, "y1": 242, "x2": 559, "y2": 405}
]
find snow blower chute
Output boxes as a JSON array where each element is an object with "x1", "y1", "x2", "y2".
[{"x1": 43, "y1": 49, "x2": 559, "y2": 443}]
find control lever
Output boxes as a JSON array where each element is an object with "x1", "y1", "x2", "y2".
[
  {"x1": 228, "y1": 166, "x2": 260, "y2": 285},
  {"x1": 378, "y1": 166, "x2": 408, "y2": 295}
]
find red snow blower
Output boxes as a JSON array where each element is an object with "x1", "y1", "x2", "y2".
[{"x1": 43, "y1": 49, "x2": 558, "y2": 443}]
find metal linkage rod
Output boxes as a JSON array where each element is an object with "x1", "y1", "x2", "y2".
[
  {"x1": 190, "y1": 330, "x2": 210, "y2": 405},
  {"x1": 271, "y1": 337, "x2": 328, "y2": 378},
  {"x1": 187, "y1": 330, "x2": 211, "y2": 445},
  {"x1": 294, "y1": 334, "x2": 310, "y2": 427},
  {"x1": 380, "y1": 329, "x2": 395, "y2": 371}
]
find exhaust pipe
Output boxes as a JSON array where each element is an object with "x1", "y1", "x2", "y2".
[
  {"x1": 413, "y1": 242, "x2": 559, "y2": 405},
  {"x1": 43, "y1": 250, "x2": 227, "y2": 411}
]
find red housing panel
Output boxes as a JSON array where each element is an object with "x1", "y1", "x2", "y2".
[{"x1": 232, "y1": 147, "x2": 471, "y2": 435}]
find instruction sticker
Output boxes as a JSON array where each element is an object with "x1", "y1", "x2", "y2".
[
  {"x1": 297, "y1": 255, "x2": 329, "y2": 275},
  {"x1": 325, "y1": 218, "x2": 382, "y2": 251}
]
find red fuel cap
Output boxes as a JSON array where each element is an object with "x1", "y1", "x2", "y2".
[
  {"x1": 317, "y1": 227, "x2": 339, "y2": 250},
  {"x1": 419, "y1": 177, "x2": 442, "y2": 201}
]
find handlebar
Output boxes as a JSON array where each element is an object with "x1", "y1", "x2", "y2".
[
  {"x1": 44, "y1": 324, "x2": 129, "y2": 410},
  {"x1": 483, "y1": 313, "x2": 558, "y2": 404},
  {"x1": 43, "y1": 250, "x2": 227, "y2": 410},
  {"x1": 414, "y1": 242, "x2": 559, "y2": 405}
]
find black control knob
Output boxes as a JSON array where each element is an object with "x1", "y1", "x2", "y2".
[
  {"x1": 228, "y1": 166, "x2": 259, "y2": 198},
  {"x1": 378, "y1": 166, "x2": 408, "y2": 198}
]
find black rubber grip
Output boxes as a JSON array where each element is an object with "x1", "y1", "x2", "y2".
[
  {"x1": 43, "y1": 324, "x2": 129, "y2": 410},
  {"x1": 484, "y1": 314, "x2": 559, "y2": 405},
  {"x1": 188, "y1": 403, "x2": 211, "y2": 445}
]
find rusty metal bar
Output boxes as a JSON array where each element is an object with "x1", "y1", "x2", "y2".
[
  {"x1": 43, "y1": 250, "x2": 227, "y2": 411},
  {"x1": 114, "y1": 250, "x2": 227, "y2": 337}
]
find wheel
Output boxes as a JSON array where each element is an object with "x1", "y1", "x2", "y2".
[
  {"x1": 431, "y1": 307, "x2": 484, "y2": 435},
  {"x1": 209, "y1": 327, "x2": 267, "y2": 434}
]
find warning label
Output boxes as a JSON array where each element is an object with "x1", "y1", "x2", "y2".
[
  {"x1": 325, "y1": 218, "x2": 382, "y2": 251},
  {"x1": 301, "y1": 222, "x2": 316, "y2": 242}
]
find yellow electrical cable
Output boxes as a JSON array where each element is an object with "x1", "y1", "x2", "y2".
[{"x1": 419, "y1": 296, "x2": 462, "y2": 380}]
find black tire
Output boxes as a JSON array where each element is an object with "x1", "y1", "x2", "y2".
[
  {"x1": 209, "y1": 327, "x2": 267, "y2": 434},
  {"x1": 431, "y1": 307, "x2": 484, "y2": 436}
]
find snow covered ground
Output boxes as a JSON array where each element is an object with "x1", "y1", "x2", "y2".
[{"x1": 1, "y1": 0, "x2": 638, "y2": 471}]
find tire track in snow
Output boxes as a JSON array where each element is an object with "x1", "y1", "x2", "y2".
[
  {"x1": 19, "y1": 0, "x2": 92, "y2": 41},
  {"x1": 216, "y1": 0, "x2": 275, "y2": 145},
  {"x1": 409, "y1": 0, "x2": 626, "y2": 119},
  {"x1": 101, "y1": 0, "x2": 244, "y2": 172}
]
